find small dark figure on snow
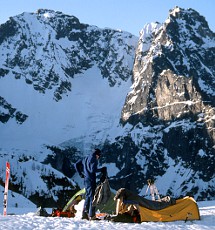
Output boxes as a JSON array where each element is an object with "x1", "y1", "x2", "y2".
[{"x1": 74, "y1": 149, "x2": 106, "y2": 220}]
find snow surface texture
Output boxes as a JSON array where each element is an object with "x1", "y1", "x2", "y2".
[{"x1": 0, "y1": 198, "x2": 214, "y2": 230}]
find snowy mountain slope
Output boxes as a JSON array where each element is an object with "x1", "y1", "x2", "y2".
[
  {"x1": 0, "y1": 9, "x2": 136, "y2": 101},
  {"x1": 0, "y1": 7, "x2": 215, "y2": 207},
  {"x1": 0, "y1": 9, "x2": 138, "y2": 205},
  {"x1": 0, "y1": 9, "x2": 137, "y2": 150}
]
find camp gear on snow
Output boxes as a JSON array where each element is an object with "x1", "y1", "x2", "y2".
[
  {"x1": 35, "y1": 206, "x2": 50, "y2": 217},
  {"x1": 35, "y1": 206, "x2": 75, "y2": 218},
  {"x1": 114, "y1": 188, "x2": 200, "y2": 222},
  {"x1": 61, "y1": 187, "x2": 113, "y2": 220},
  {"x1": 62, "y1": 178, "x2": 113, "y2": 218},
  {"x1": 63, "y1": 179, "x2": 112, "y2": 211},
  {"x1": 51, "y1": 208, "x2": 75, "y2": 218},
  {"x1": 46, "y1": 185, "x2": 200, "y2": 223},
  {"x1": 63, "y1": 188, "x2": 85, "y2": 212},
  {"x1": 138, "y1": 196, "x2": 200, "y2": 222},
  {"x1": 111, "y1": 210, "x2": 141, "y2": 223},
  {"x1": 114, "y1": 188, "x2": 175, "y2": 211},
  {"x1": 63, "y1": 167, "x2": 109, "y2": 213},
  {"x1": 92, "y1": 178, "x2": 111, "y2": 206}
]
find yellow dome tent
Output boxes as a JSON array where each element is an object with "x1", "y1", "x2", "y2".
[
  {"x1": 114, "y1": 188, "x2": 200, "y2": 222},
  {"x1": 139, "y1": 196, "x2": 200, "y2": 222}
]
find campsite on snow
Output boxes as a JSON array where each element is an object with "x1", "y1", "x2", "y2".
[
  {"x1": 0, "y1": 192, "x2": 215, "y2": 229},
  {"x1": 0, "y1": 3, "x2": 215, "y2": 230}
]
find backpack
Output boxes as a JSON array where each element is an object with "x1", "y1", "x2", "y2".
[{"x1": 92, "y1": 178, "x2": 111, "y2": 206}]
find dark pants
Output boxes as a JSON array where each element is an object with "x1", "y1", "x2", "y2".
[{"x1": 83, "y1": 180, "x2": 96, "y2": 217}]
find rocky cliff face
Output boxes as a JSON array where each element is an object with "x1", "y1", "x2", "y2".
[
  {"x1": 122, "y1": 7, "x2": 215, "y2": 123},
  {"x1": 114, "y1": 7, "x2": 215, "y2": 199},
  {"x1": 0, "y1": 7, "x2": 214, "y2": 206}
]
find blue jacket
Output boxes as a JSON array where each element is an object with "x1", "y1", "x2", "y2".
[{"x1": 74, "y1": 152, "x2": 101, "y2": 183}]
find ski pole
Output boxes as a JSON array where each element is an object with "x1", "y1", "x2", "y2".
[{"x1": 3, "y1": 162, "x2": 10, "y2": 216}]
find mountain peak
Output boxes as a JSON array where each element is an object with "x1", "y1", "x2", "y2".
[
  {"x1": 122, "y1": 5, "x2": 215, "y2": 123},
  {"x1": 165, "y1": 6, "x2": 212, "y2": 38},
  {"x1": 36, "y1": 9, "x2": 57, "y2": 20},
  {"x1": 35, "y1": 9, "x2": 80, "y2": 23}
]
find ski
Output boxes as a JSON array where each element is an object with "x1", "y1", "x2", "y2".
[{"x1": 3, "y1": 161, "x2": 10, "y2": 216}]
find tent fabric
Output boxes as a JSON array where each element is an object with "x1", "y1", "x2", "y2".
[
  {"x1": 63, "y1": 187, "x2": 200, "y2": 222},
  {"x1": 62, "y1": 188, "x2": 86, "y2": 212},
  {"x1": 92, "y1": 179, "x2": 112, "y2": 206},
  {"x1": 114, "y1": 188, "x2": 176, "y2": 210},
  {"x1": 139, "y1": 196, "x2": 200, "y2": 222},
  {"x1": 62, "y1": 181, "x2": 115, "y2": 214}
]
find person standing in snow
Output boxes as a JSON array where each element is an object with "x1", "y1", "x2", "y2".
[
  {"x1": 146, "y1": 179, "x2": 161, "y2": 201},
  {"x1": 74, "y1": 148, "x2": 106, "y2": 220}
]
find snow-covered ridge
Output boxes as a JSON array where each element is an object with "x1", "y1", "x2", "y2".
[{"x1": 138, "y1": 22, "x2": 162, "y2": 54}]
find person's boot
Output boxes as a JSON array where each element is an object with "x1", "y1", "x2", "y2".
[
  {"x1": 81, "y1": 211, "x2": 89, "y2": 220},
  {"x1": 89, "y1": 215, "x2": 100, "y2": 221}
]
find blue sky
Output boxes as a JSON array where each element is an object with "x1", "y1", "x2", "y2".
[{"x1": 1, "y1": 0, "x2": 214, "y2": 36}]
